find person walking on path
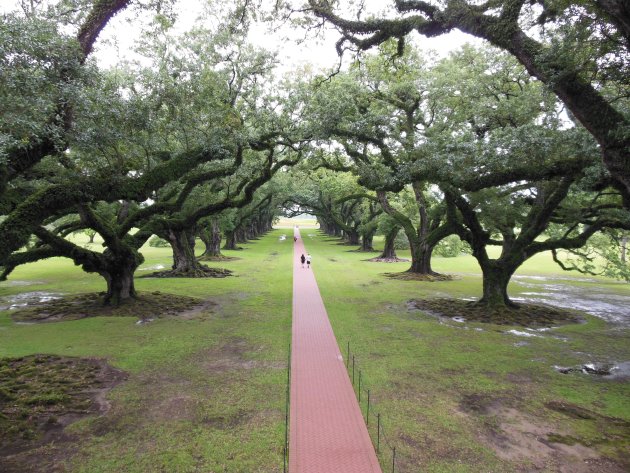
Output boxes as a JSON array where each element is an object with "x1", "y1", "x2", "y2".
[
  {"x1": 294, "y1": 236, "x2": 297, "y2": 242},
  {"x1": 306, "y1": 253, "x2": 311, "y2": 269},
  {"x1": 300, "y1": 254, "x2": 306, "y2": 268}
]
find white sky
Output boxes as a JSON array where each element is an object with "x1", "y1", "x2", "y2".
[{"x1": 2, "y1": 0, "x2": 480, "y2": 73}]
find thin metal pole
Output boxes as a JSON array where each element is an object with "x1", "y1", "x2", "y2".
[
  {"x1": 366, "y1": 389, "x2": 370, "y2": 425},
  {"x1": 352, "y1": 355, "x2": 355, "y2": 384},
  {"x1": 392, "y1": 447, "x2": 396, "y2": 473},
  {"x1": 347, "y1": 341, "x2": 350, "y2": 369},
  {"x1": 358, "y1": 370, "x2": 362, "y2": 402},
  {"x1": 377, "y1": 413, "x2": 381, "y2": 453}
]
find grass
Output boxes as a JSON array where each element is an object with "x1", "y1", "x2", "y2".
[
  {"x1": 1, "y1": 230, "x2": 293, "y2": 472},
  {"x1": 1, "y1": 227, "x2": 629, "y2": 472}
]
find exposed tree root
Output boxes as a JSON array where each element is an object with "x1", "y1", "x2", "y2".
[
  {"x1": 146, "y1": 266, "x2": 233, "y2": 278},
  {"x1": 366, "y1": 257, "x2": 410, "y2": 263},
  {"x1": 384, "y1": 272, "x2": 454, "y2": 281},
  {"x1": 196, "y1": 255, "x2": 239, "y2": 262}
]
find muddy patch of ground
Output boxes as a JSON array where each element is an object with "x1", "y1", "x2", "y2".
[
  {"x1": 408, "y1": 298, "x2": 584, "y2": 328},
  {"x1": 0, "y1": 354, "x2": 126, "y2": 472},
  {"x1": 459, "y1": 395, "x2": 629, "y2": 472},
  {"x1": 384, "y1": 272, "x2": 455, "y2": 282},
  {"x1": 9, "y1": 291, "x2": 207, "y2": 323}
]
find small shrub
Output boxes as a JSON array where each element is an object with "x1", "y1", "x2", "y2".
[
  {"x1": 434, "y1": 235, "x2": 471, "y2": 258},
  {"x1": 393, "y1": 232, "x2": 410, "y2": 250},
  {"x1": 148, "y1": 236, "x2": 170, "y2": 248}
]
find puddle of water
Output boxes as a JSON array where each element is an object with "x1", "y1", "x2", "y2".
[
  {"x1": 0, "y1": 291, "x2": 63, "y2": 311},
  {"x1": 138, "y1": 264, "x2": 165, "y2": 271},
  {"x1": 513, "y1": 284, "x2": 630, "y2": 326},
  {"x1": 608, "y1": 361, "x2": 630, "y2": 379},
  {"x1": 506, "y1": 330, "x2": 540, "y2": 338},
  {"x1": 513, "y1": 275, "x2": 599, "y2": 283}
]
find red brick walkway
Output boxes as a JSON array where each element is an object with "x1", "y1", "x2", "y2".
[{"x1": 289, "y1": 228, "x2": 382, "y2": 473}]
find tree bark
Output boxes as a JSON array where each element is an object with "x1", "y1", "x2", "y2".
[
  {"x1": 379, "y1": 227, "x2": 399, "y2": 259},
  {"x1": 223, "y1": 230, "x2": 238, "y2": 250},
  {"x1": 101, "y1": 251, "x2": 140, "y2": 306},
  {"x1": 345, "y1": 230, "x2": 360, "y2": 245},
  {"x1": 408, "y1": 241, "x2": 437, "y2": 274},
  {"x1": 167, "y1": 228, "x2": 201, "y2": 272},
  {"x1": 360, "y1": 232, "x2": 374, "y2": 251},
  {"x1": 478, "y1": 262, "x2": 518, "y2": 308},
  {"x1": 199, "y1": 220, "x2": 222, "y2": 258},
  {"x1": 621, "y1": 235, "x2": 628, "y2": 263}
]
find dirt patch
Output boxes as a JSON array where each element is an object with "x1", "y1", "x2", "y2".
[
  {"x1": 9, "y1": 291, "x2": 207, "y2": 323},
  {"x1": 0, "y1": 354, "x2": 126, "y2": 464},
  {"x1": 141, "y1": 266, "x2": 233, "y2": 278},
  {"x1": 198, "y1": 339, "x2": 285, "y2": 374},
  {"x1": 459, "y1": 397, "x2": 629, "y2": 472},
  {"x1": 366, "y1": 257, "x2": 410, "y2": 263},
  {"x1": 197, "y1": 255, "x2": 240, "y2": 262},
  {"x1": 384, "y1": 272, "x2": 454, "y2": 281},
  {"x1": 408, "y1": 298, "x2": 584, "y2": 328}
]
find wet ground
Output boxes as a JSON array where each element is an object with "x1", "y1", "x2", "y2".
[
  {"x1": 511, "y1": 275, "x2": 630, "y2": 326},
  {"x1": 0, "y1": 291, "x2": 63, "y2": 312}
]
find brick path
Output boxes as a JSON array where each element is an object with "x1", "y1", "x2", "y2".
[{"x1": 289, "y1": 228, "x2": 382, "y2": 473}]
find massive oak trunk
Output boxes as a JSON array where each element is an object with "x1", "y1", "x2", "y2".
[
  {"x1": 408, "y1": 241, "x2": 437, "y2": 274},
  {"x1": 167, "y1": 228, "x2": 201, "y2": 272},
  {"x1": 199, "y1": 220, "x2": 222, "y2": 258},
  {"x1": 360, "y1": 230, "x2": 375, "y2": 251},
  {"x1": 345, "y1": 230, "x2": 360, "y2": 245},
  {"x1": 223, "y1": 230, "x2": 238, "y2": 250},
  {"x1": 100, "y1": 249, "x2": 141, "y2": 306},
  {"x1": 378, "y1": 227, "x2": 399, "y2": 259},
  {"x1": 477, "y1": 261, "x2": 519, "y2": 308}
]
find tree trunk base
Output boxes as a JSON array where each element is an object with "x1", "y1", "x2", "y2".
[
  {"x1": 384, "y1": 271, "x2": 454, "y2": 281},
  {"x1": 197, "y1": 255, "x2": 239, "y2": 262},
  {"x1": 366, "y1": 257, "x2": 410, "y2": 263},
  {"x1": 475, "y1": 298, "x2": 520, "y2": 309},
  {"x1": 147, "y1": 265, "x2": 233, "y2": 278}
]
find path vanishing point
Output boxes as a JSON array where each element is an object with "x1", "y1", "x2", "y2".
[{"x1": 289, "y1": 228, "x2": 382, "y2": 473}]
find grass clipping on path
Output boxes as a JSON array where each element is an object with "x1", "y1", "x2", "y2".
[
  {"x1": 0, "y1": 354, "x2": 126, "y2": 456},
  {"x1": 11, "y1": 292, "x2": 207, "y2": 323},
  {"x1": 409, "y1": 298, "x2": 584, "y2": 327}
]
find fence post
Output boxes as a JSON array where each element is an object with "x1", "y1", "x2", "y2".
[
  {"x1": 366, "y1": 389, "x2": 370, "y2": 425},
  {"x1": 392, "y1": 446, "x2": 396, "y2": 473},
  {"x1": 347, "y1": 341, "x2": 350, "y2": 369},
  {"x1": 377, "y1": 413, "x2": 380, "y2": 453},
  {"x1": 352, "y1": 355, "x2": 355, "y2": 384},
  {"x1": 358, "y1": 370, "x2": 362, "y2": 402}
]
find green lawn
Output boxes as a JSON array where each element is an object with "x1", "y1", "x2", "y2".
[
  {"x1": 1, "y1": 229, "x2": 629, "y2": 472},
  {"x1": 1, "y1": 230, "x2": 293, "y2": 473}
]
